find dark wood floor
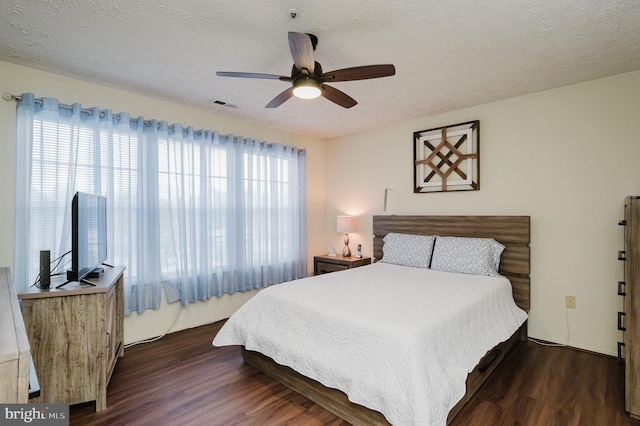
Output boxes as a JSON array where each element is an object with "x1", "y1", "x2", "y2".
[{"x1": 70, "y1": 321, "x2": 640, "y2": 426}]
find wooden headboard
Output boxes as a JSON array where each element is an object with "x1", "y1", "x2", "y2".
[{"x1": 372, "y1": 215, "x2": 530, "y2": 312}]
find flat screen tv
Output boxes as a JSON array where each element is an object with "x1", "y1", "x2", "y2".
[{"x1": 65, "y1": 192, "x2": 108, "y2": 284}]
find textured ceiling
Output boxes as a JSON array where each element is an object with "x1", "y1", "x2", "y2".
[{"x1": 1, "y1": 0, "x2": 639, "y2": 139}]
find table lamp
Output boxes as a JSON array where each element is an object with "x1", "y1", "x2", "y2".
[{"x1": 336, "y1": 215, "x2": 357, "y2": 257}]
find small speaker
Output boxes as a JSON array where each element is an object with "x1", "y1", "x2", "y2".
[{"x1": 39, "y1": 250, "x2": 50, "y2": 289}]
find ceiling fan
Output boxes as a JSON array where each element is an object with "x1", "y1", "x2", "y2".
[{"x1": 216, "y1": 32, "x2": 396, "y2": 109}]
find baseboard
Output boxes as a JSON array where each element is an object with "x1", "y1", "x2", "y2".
[{"x1": 527, "y1": 335, "x2": 616, "y2": 358}]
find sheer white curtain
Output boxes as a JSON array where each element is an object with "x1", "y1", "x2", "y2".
[
  {"x1": 14, "y1": 93, "x2": 307, "y2": 314},
  {"x1": 159, "y1": 126, "x2": 307, "y2": 304}
]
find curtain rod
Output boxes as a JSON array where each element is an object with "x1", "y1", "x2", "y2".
[
  {"x1": 4, "y1": 91, "x2": 150, "y2": 119},
  {"x1": 2, "y1": 92, "x2": 305, "y2": 153},
  {"x1": 3, "y1": 92, "x2": 21, "y2": 101}
]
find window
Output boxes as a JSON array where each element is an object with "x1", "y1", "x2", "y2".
[{"x1": 15, "y1": 94, "x2": 307, "y2": 314}]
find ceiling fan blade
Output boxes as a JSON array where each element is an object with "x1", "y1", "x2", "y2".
[
  {"x1": 217, "y1": 71, "x2": 292, "y2": 82},
  {"x1": 321, "y1": 84, "x2": 357, "y2": 109},
  {"x1": 322, "y1": 64, "x2": 396, "y2": 82},
  {"x1": 288, "y1": 32, "x2": 315, "y2": 73},
  {"x1": 266, "y1": 87, "x2": 295, "y2": 108}
]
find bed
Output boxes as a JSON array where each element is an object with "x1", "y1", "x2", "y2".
[{"x1": 213, "y1": 215, "x2": 530, "y2": 425}]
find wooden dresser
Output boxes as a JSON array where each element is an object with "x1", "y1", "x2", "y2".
[
  {"x1": 18, "y1": 266, "x2": 125, "y2": 411},
  {"x1": 621, "y1": 196, "x2": 640, "y2": 419},
  {"x1": 0, "y1": 267, "x2": 30, "y2": 403}
]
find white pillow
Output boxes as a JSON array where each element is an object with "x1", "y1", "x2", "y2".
[
  {"x1": 380, "y1": 233, "x2": 435, "y2": 268},
  {"x1": 430, "y1": 236, "x2": 505, "y2": 276}
]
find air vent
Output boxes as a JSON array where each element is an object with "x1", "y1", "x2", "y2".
[{"x1": 210, "y1": 100, "x2": 237, "y2": 108}]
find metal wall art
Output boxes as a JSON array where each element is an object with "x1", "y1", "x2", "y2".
[{"x1": 413, "y1": 120, "x2": 479, "y2": 193}]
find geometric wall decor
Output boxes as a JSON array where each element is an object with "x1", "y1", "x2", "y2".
[{"x1": 413, "y1": 120, "x2": 480, "y2": 193}]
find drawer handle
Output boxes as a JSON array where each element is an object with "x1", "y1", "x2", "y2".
[
  {"x1": 618, "y1": 312, "x2": 626, "y2": 331},
  {"x1": 618, "y1": 281, "x2": 626, "y2": 296},
  {"x1": 618, "y1": 341, "x2": 625, "y2": 365}
]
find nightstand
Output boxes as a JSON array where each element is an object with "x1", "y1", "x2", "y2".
[{"x1": 314, "y1": 255, "x2": 372, "y2": 275}]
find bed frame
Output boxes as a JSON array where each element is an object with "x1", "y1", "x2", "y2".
[{"x1": 243, "y1": 215, "x2": 530, "y2": 425}]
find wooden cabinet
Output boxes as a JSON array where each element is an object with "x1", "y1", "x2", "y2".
[
  {"x1": 314, "y1": 255, "x2": 372, "y2": 275},
  {"x1": 0, "y1": 267, "x2": 30, "y2": 403},
  {"x1": 621, "y1": 196, "x2": 640, "y2": 419},
  {"x1": 18, "y1": 266, "x2": 125, "y2": 411}
]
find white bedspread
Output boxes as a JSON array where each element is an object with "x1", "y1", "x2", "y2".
[{"x1": 213, "y1": 262, "x2": 527, "y2": 426}]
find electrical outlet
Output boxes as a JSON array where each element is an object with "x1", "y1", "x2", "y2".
[{"x1": 566, "y1": 295, "x2": 576, "y2": 309}]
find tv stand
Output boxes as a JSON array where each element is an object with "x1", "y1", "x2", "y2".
[{"x1": 19, "y1": 266, "x2": 125, "y2": 411}]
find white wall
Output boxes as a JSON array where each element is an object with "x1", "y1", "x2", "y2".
[
  {"x1": 324, "y1": 70, "x2": 640, "y2": 356},
  {"x1": 0, "y1": 60, "x2": 327, "y2": 344}
]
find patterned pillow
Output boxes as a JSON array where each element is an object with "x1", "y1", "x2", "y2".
[
  {"x1": 380, "y1": 233, "x2": 436, "y2": 268},
  {"x1": 430, "y1": 236, "x2": 505, "y2": 276}
]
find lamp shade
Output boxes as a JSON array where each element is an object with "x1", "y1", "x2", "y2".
[{"x1": 336, "y1": 215, "x2": 357, "y2": 233}]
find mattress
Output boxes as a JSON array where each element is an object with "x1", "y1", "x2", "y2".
[{"x1": 213, "y1": 262, "x2": 527, "y2": 425}]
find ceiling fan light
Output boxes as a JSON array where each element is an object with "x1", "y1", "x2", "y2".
[{"x1": 293, "y1": 79, "x2": 322, "y2": 99}]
